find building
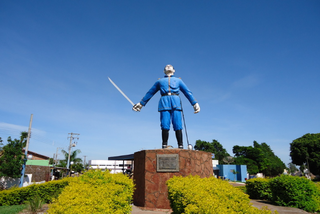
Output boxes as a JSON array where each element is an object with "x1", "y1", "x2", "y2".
[
  {"x1": 22, "y1": 149, "x2": 51, "y2": 182},
  {"x1": 88, "y1": 160, "x2": 133, "y2": 174},
  {"x1": 217, "y1": 164, "x2": 247, "y2": 182}
]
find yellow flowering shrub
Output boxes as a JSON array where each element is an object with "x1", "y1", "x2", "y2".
[
  {"x1": 47, "y1": 169, "x2": 134, "y2": 214},
  {"x1": 167, "y1": 175, "x2": 278, "y2": 214}
]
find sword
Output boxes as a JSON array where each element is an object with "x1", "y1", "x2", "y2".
[{"x1": 108, "y1": 77, "x2": 135, "y2": 107}]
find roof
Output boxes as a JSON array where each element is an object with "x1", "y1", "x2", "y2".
[
  {"x1": 108, "y1": 154, "x2": 134, "y2": 160},
  {"x1": 22, "y1": 149, "x2": 50, "y2": 160}
]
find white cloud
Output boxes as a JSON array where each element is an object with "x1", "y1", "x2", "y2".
[
  {"x1": 232, "y1": 74, "x2": 259, "y2": 89},
  {"x1": 0, "y1": 122, "x2": 46, "y2": 140}
]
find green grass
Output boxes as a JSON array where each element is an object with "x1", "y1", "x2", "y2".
[{"x1": 0, "y1": 204, "x2": 27, "y2": 214}]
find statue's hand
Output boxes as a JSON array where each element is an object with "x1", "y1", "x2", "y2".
[
  {"x1": 193, "y1": 103, "x2": 200, "y2": 114},
  {"x1": 133, "y1": 103, "x2": 143, "y2": 112}
]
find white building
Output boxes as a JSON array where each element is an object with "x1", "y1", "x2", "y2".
[{"x1": 88, "y1": 160, "x2": 132, "y2": 174}]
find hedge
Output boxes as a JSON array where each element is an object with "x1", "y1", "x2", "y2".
[
  {"x1": 47, "y1": 169, "x2": 134, "y2": 214},
  {"x1": 246, "y1": 178, "x2": 271, "y2": 200},
  {"x1": 167, "y1": 175, "x2": 277, "y2": 214},
  {"x1": 269, "y1": 175, "x2": 320, "y2": 213},
  {"x1": 0, "y1": 178, "x2": 73, "y2": 206}
]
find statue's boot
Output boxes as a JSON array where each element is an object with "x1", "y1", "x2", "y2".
[
  {"x1": 176, "y1": 130, "x2": 183, "y2": 149},
  {"x1": 162, "y1": 129, "x2": 169, "y2": 149}
]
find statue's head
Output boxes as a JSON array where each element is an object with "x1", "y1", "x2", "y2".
[{"x1": 164, "y1": 64, "x2": 175, "y2": 77}]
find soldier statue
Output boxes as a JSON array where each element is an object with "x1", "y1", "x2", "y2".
[{"x1": 133, "y1": 65, "x2": 200, "y2": 149}]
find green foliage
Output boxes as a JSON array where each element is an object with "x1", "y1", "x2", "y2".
[
  {"x1": 233, "y1": 141, "x2": 285, "y2": 176},
  {"x1": 0, "y1": 178, "x2": 72, "y2": 206},
  {"x1": 194, "y1": 139, "x2": 230, "y2": 164},
  {"x1": 166, "y1": 175, "x2": 277, "y2": 214},
  {"x1": 246, "y1": 178, "x2": 272, "y2": 200},
  {"x1": 234, "y1": 156, "x2": 259, "y2": 174},
  {"x1": 0, "y1": 137, "x2": 3, "y2": 152},
  {"x1": 235, "y1": 185, "x2": 247, "y2": 194},
  {"x1": 231, "y1": 169, "x2": 239, "y2": 181},
  {"x1": 269, "y1": 175, "x2": 320, "y2": 212},
  {"x1": 290, "y1": 133, "x2": 320, "y2": 175},
  {"x1": 0, "y1": 132, "x2": 27, "y2": 178},
  {"x1": 48, "y1": 169, "x2": 134, "y2": 214},
  {"x1": 0, "y1": 204, "x2": 27, "y2": 214},
  {"x1": 71, "y1": 162, "x2": 84, "y2": 173},
  {"x1": 26, "y1": 193, "x2": 44, "y2": 213},
  {"x1": 58, "y1": 149, "x2": 83, "y2": 173},
  {"x1": 287, "y1": 163, "x2": 298, "y2": 174}
]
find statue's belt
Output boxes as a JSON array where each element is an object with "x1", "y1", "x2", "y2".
[{"x1": 162, "y1": 93, "x2": 179, "y2": 96}]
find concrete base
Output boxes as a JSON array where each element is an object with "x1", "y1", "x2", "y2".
[{"x1": 133, "y1": 149, "x2": 213, "y2": 209}]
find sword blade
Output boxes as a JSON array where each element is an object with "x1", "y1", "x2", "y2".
[{"x1": 108, "y1": 77, "x2": 135, "y2": 106}]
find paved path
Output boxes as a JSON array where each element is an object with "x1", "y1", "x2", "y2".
[
  {"x1": 250, "y1": 200, "x2": 310, "y2": 214},
  {"x1": 131, "y1": 201, "x2": 310, "y2": 214},
  {"x1": 131, "y1": 206, "x2": 172, "y2": 214}
]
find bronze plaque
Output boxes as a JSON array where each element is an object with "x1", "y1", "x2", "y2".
[{"x1": 157, "y1": 154, "x2": 179, "y2": 172}]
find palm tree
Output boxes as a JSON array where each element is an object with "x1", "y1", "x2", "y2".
[{"x1": 59, "y1": 149, "x2": 82, "y2": 168}]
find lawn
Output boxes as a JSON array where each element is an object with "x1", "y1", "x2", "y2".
[{"x1": 0, "y1": 204, "x2": 27, "y2": 214}]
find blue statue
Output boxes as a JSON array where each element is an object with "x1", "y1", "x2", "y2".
[{"x1": 133, "y1": 65, "x2": 200, "y2": 149}]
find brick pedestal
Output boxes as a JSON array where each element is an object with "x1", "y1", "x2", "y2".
[{"x1": 133, "y1": 149, "x2": 213, "y2": 209}]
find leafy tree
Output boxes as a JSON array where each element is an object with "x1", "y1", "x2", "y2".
[
  {"x1": 287, "y1": 163, "x2": 298, "y2": 174},
  {"x1": 0, "y1": 132, "x2": 27, "y2": 178},
  {"x1": 71, "y1": 162, "x2": 84, "y2": 173},
  {"x1": 231, "y1": 169, "x2": 239, "y2": 181},
  {"x1": 194, "y1": 139, "x2": 230, "y2": 164},
  {"x1": 290, "y1": 133, "x2": 320, "y2": 175},
  {"x1": 49, "y1": 158, "x2": 55, "y2": 165},
  {"x1": 233, "y1": 156, "x2": 259, "y2": 174},
  {"x1": 0, "y1": 137, "x2": 3, "y2": 151},
  {"x1": 233, "y1": 141, "x2": 285, "y2": 176},
  {"x1": 58, "y1": 149, "x2": 82, "y2": 173}
]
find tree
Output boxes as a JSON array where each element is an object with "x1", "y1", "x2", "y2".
[
  {"x1": 231, "y1": 169, "x2": 239, "y2": 181},
  {"x1": 287, "y1": 163, "x2": 298, "y2": 174},
  {"x1": 0, "y1": 137, "x2": 3, "y2": 156},
  {"x1": 59, "y1": 149, "x2": 82, "y2": 173},
  {"x1": 71, "y1": 162, "x2": 84, "y2": 173},
  {"x1": 234, "y1": 156, "x2": 259, "y2": 174},
  {"x1": 49, "y1": 158, "x2": 55, "y2": 165},
  {"x1": 290, "y1": 133, "x2": 320, "y2": 175},
  {"x1": 233, "y1": 141, "x2": 285, "y2": 176},
  {"x1": 0, "y1": 132, "x2": 27, "y2": 178},
  {"x1": 194, "y1": 139, "x2": 230, "y2": 164},
  {"x1": 0, "y1": 137, "x2": 3, "y2": 151}
]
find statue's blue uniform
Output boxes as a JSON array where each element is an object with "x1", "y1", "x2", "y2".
[{"x1": 139, "y1": 75, "x2": 197, "y2": 131}]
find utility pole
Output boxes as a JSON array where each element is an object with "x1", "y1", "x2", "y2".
[
  {"x1": 67, "y1": 133, "x2": 80, "y2": 175},
  {"x1": 19, "y1": 114, "x2": 33, "y2": 187}
]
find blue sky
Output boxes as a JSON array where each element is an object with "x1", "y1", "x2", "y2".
[{"x1": 1, "y1": 1, "x2": 319, "y2": 166}]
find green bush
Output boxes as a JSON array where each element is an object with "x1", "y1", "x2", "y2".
[
  {"x1": 47, "y1": 169, "x2": 134, "y2": 214},
  {"x1": 269, "y1": 175, "x2": 320, "y2": 212},
  {"x1": 0, "y1": 178, "x2": 72, "y2": 206},
  {"x1": 167, "y1": 175, "x2": 277, "y2": 214},
  {"x1": 246, "y1": 178, "x2": 271, "y2": 200},
  {"x1": 235, "y1": 185, "x2": 247, "y2": 194}
]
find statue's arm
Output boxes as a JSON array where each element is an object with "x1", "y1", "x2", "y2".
[
  {"x1": 140, "y1": 81, "x2": 159, "y2": 106},
  {"x1": 179, "y1": 79, "x2": 200, "y2": 113}
]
